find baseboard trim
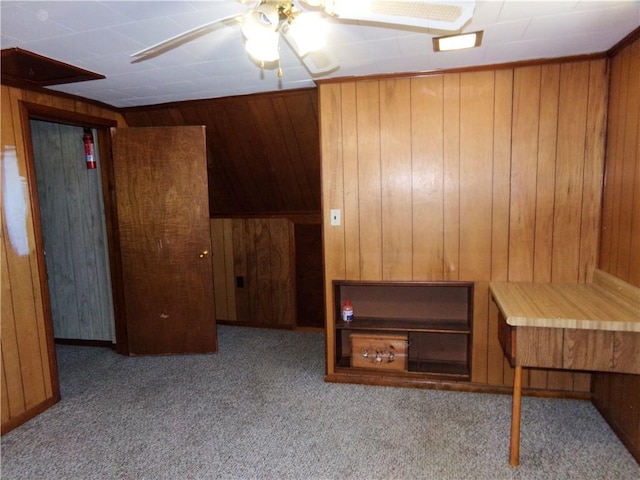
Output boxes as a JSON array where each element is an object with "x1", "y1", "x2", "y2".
[
  {"x1": 324, "y1": 373, "x2": 592, "y2": 399},
  {"x1": 54, "y1": 338, "x2": 115, "y2": 349},
  {"x1": 1, "y1": 395, "x2": 60, "y2": 435}
]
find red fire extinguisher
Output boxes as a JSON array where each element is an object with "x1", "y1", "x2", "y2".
[{"x1": 83, "y1": 128, "x2": 96, "y2": 169}]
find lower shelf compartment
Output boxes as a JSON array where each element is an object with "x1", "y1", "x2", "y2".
[
  {"x1": 336, "y1": 356, "x2": 470, "y2": 380},
  {"x1": 408, "y1": 359, "x2": 469, "y2": 378}
]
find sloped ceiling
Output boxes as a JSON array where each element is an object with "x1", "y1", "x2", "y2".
[{"x1": 122, "y1": 88, "x2": 321, "y2": 216}]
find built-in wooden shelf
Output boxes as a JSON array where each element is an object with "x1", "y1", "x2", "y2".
[
  {"x1": 1, "y1": 47, "x2": 105, "y2": 89},
  {"x1": 331, "y1": 280, "x2": 474, "y2": 383}
]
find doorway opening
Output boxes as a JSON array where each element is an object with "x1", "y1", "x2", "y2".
[
  {"x1": 30, "y1": 120, "x2": 115, "y2": 345},
  {"x1": 20, "y1": 102, "x2": 126, "y2": 355}
]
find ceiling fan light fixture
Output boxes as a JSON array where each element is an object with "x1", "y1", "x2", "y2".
[
  {"x1": 433, "y1": 30, "x2": 482, "y2": 52},
  {"x1": 286, "y1": 13, "x2": 328, "y2": 56},
  {"x1": 245, "y1": 31, "x2": 280, "y2": 63},
  {"x1": 241, "y1": 4, "x2": 280, "y2": 39}
]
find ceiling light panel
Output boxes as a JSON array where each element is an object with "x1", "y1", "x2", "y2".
[{"x1": 433, "y1": 31, "x2": 483, "y2": 52}]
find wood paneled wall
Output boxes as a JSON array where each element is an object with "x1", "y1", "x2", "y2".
[
  {"x1": 211, "y1": 217, "x2": 295, "y2": 328},
  {"x1": 593, "y1": 36, "x2": 640, "y2": 463},
  {"x1": 1, "y1": 85, "x2": 126, "y2": 433},
  {"x1": 319, "y1": 58, "x2": 608, "y2": 393},
  {"x1": 599, "y1": 40, "x2": 640, "y2": 286},
  {"x1": 122, "y1": 89, "x2": 320, "y2": 216}
]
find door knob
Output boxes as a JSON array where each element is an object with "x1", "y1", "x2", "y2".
[{"x1": 199, "y1": 250, "x2": 209, "y2": 258}]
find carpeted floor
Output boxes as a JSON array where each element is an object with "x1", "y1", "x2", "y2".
[{"x1": 2, "y1": 325, "x2": 639, "y2": 479}]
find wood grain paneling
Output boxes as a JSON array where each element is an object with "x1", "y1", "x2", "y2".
[
  {"x1": 443, "y1": 74, "x2": 461, "y2": 282},
  {"x1": 320, "y1": 58, "x2": 608, "y2": 394},
  {"x1": 211, "y1": 217, "x2": 295, "y2": 328},
  {"x1": 1, "y1": 84, "x2": 125, "y2": 433},
  {"x1": 112, "y1": 126, "x2": 216, "y2": 355},
  {"x1": 509, "y1": 66, "x2": 541, "y2": 283},
  {"x1": 211, "y1": 218, "x2": 236, "y2": 321},
  {"x1": 294, "y1": 223, "x2": 324, "y2": 329},
  {"x1": 341, "y1": 82, "x2": 360, "y2": 280},
  {"x1": 599, "y1": 39, "x2": 640, "y2": 286},
  {"x1": 320, "y1": 83, "x2": 345, "y2": 376},
  {"x1": 356, "y1": 81, "x2": 382, "y2": 281},
  {"x1": 122, "y1": 89, "x2": 320, "y2": 216},
  {"x1": 411, "y1": 75, "x2": 444, "y2": 281},
  {"x1": 593, "y1": 36, "x2": 640, "y2": 464},
  {"x1": 380, "y1": 79, "x2": 412, "y2": 281}
]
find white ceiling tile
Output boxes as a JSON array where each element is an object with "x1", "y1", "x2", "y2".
[
  {"x1": 364, "y1": 37, "x2": 402, "y2": 58},
  {"x1": 171, "y1": 3, "x2": 245, "y2": 29},
  {"x1": 499, "y1": 1, "x2": 579, "y2": 21},
  {"x1": 473, "y1": 18, "x2": 530, "y2": 43},
  {"x1": 333, "y1": 41, "x2": 374, "y2": 65},
  {"x1": 470, "y1": 1, "x2": 506, "y2": 25},
  {"x1": 358, "y1": 22, "x2": 420, "y2": 41},
  {"x1": 102, "y1": 1, "x2": 198, "y2": 21},
  {"x1": 18, "y1": 1, "x2": 131, "y2": 32},
  {"x1": 0, "y1": 3, "x2": 73, "y2": 42},
  {"x1": 79, "y1": 52, "x2": 155, "y2": 75},
  {"x1": 483, "y1": 37, "x2": 575, "y2": 64},
  {"x1": 114, "y1": 16, "x2": 192, "y2": 47},
  {"x1": 1, "y1": 0, "x2": 636, "y2": 106},
  {"x1": 573, "y1": 0, "x2": 640, "y2": 12},
  {"x1": 23, "y1": 28, "x2": 142, "y2": 63},
  {"x1": 396, "y1": 34, "x2": 432, "y2": 56},
  {"x1": 324, "y1": 21, "x2": 368, "y2": 46},
  {"x1": 430, "y1": 46, "x2": 487, "y2": 69},
  {"x1": 378, "y1": 53, "x2": 432, "y2": 74},
  {"x1": 525, "y1": 3, "x2": 640, "y2": 39}
]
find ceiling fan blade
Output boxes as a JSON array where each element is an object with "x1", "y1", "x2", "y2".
[
  {"x1": 322, "y1": 0, "x2": 475, "y2": 31},
  {"x1": 131, "y1": 14, "x2": 242, "y2": 62}
]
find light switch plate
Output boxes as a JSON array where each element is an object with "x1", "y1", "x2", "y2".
[{"x1": 330, "y1": 209, "x2": 341, "y2": 226}]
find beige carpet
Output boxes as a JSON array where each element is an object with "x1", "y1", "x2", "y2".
[{"x1": 2, "y1": 325, "x2": 638, "y2": 479}]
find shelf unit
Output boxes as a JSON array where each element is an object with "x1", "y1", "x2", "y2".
[{"x1": 332, "y1": 281, "x2": 473, "y2": 382}]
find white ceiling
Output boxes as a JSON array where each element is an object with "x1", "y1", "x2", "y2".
[{"x1": 1, "y1": 1, "x2": 639, "y2": 108}]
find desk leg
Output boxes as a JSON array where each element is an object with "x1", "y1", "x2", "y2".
[{"x1": 510, "y1": 365, "x2": 522, "y2": 466}]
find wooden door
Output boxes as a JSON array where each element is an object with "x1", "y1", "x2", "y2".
[
  {"x1": 112, "y1": 126, "x2": 216, "y2": 354},
  {"x1": 31, "y1": 121, "x2": 115, "y2": 341}
]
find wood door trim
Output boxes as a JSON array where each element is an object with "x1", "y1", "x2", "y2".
[
  {"x1": 18, "y1": 101, "x2": 128, "y2": 360},
  {"x1": 20, "y1": 102, "x2": 118, "y2": 128}
]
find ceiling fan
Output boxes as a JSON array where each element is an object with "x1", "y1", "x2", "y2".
[{"x1": 131, "y1": 0, "x2": 476, "y2": 77}]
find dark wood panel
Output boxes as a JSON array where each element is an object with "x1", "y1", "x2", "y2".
[
  {"x1": 295, "y1": 223, "x2": 324, "y2": 328},
  {"x1": 593, "y1": 373, "x2": 640, "y2": 464},
  {"x1": 112, "y1": 126, "x2": 217, "y2": 354},
  {"x1": 229, "y1": 217, "x2": 295, "y2": 327},
  {"x1": 122, "y1": 88, "x2": 321, "y2": 216},
  {"x1": 594, "y1": 36, "x2": 640, "y2": 464}
]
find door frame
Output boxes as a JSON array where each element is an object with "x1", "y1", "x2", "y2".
[{"x1": 19, "y1": 101, "x2": 129, "y2": 355}]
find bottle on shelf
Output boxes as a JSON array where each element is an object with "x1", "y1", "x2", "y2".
[{"x1": 342, "y1": 300, "x2": 354, "y2": 323}]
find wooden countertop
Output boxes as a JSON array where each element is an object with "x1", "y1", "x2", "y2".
[{"x1": 490, "y1": 270, "x2": 640, "y2": 332}]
